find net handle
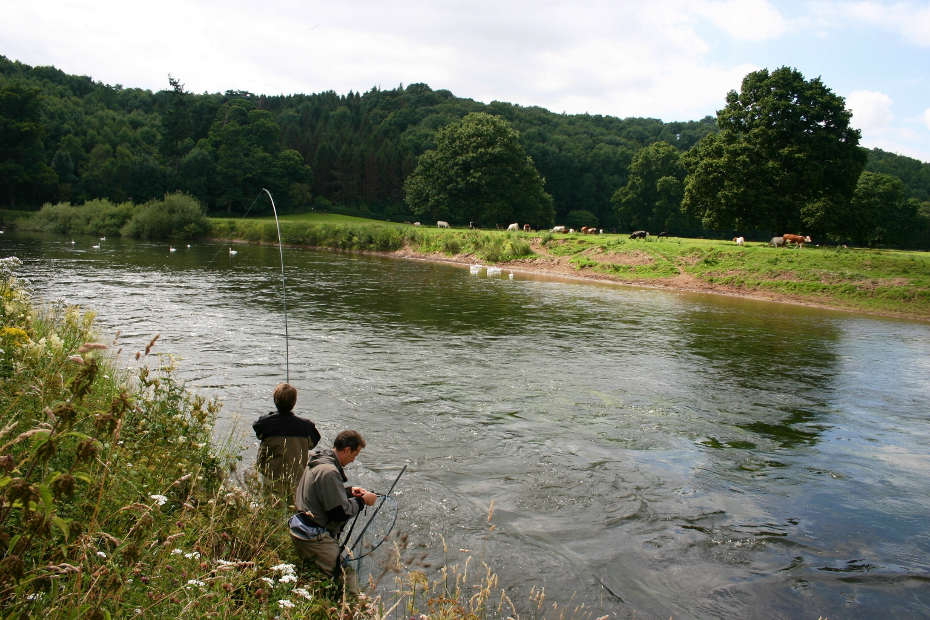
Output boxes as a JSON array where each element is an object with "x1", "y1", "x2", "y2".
[{"x1": 350, "y1": 464, "x2": 407, "y2": 553}]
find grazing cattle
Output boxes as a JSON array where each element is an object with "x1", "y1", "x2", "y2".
[
  {"x1": 770, "y1": 236, "x2": 785, "y2": 247},
  {"x1": 469, "y1": 221, "x2": 478, "y2": 229},
  {"x1": 783, "y1": 233, "x2": 812, "y2": 247},
  {"x1": 523, "y1": 224, "x2": 532, "y2": 232},
  {"x1": 437, "y1": 220, "x2": 450, "y2": 228},
  {"x1": 413, "y1": 221, "x2": 421, "y2": 226},
  {"x1": 630, "y1": 230, "x2": 648, "y2": 239},
  {"x1": 569, "y1": 228, "x2": 575, "y2": 233},
  {"x1": 507, "y1": 223, "x2": 519, "y2": 231},
  {"x1": 733, "y1": 236, "x2": 745, "y2": 246},
  {"x1": 552, "y1": 225, "x2": 566, "y2": 233}
]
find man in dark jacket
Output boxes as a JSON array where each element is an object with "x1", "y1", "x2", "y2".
[
  {"x1": 252, "y1": 383, "x2": 321, "y2": 495},
  {"x1": 289, "y1": 430, "x2": 376, "y2": 593}
]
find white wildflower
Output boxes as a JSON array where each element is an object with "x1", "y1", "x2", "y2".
[
  {"x1": 293, "y1": 587, "x2": 312, "y2": 600},
  {"x1": 271, "y1": 563, "x2": 297, "y2": 575},
  {"x1": 277, "y1": 599, "x2": 295, "y2": 609},
  {"x1": 216, "y1": 559, "x2": 236, "y2": 566},
  {"x1": 171, "y1": 548, "x2": 183, "y2": 555},
  {"x1": 96, "y1": 551, "x2": 107, "y2": 559},
  {"x1": 186, "y1": 579, "x2": 206, "y2": 588},
  {"x1": 184, "y1": 551, "x2": 201, "y2": 560},
  {"x1": 279, "y1": 574, "x2": 297, "y2": 584},
  {"x1": 150, "y1": 494, "x2": 168, "y2": 506},
  {"x1": 260, "y1": 577, "x2": 275, "y2": 586}
]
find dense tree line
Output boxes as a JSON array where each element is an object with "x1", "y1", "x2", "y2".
[{"x1": 1, "y1": 55, "x2": 929, "y2": 248}]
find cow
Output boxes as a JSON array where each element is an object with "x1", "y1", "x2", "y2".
[
  {"x1": 552, "y1": 225, "x2": 566, "y2": 233},
  {"x1": 523, "y1": 224, "x2": 532, "y2": 232},
  {"x1": 507, "y1": 223, "x2": 519, "y2": 231},
  {"x1": 630, "y1": 230, "x2": 648, "y2": 239},
  {"x1": 783, "y1": 234, "x2": 812, "y2": 248},
  {"x1": 437, "y1": 220, "x2": 450, "y2": 228},
  {"x1": 469, "y1": 221, "x2": 478, "y2": 229},
  {"x1": 733, "y1": 236, "x2": 745, "y2": 246},
  {"x1": 770, "y1": 236, "x2": 785, "y2": 247},
  {"x1": 413, "y1": 221, "x2": 421, "y2": 226}
]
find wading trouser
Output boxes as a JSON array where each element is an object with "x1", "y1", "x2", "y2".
[{"x1": 290, "y1": 533, "x2": 358, "y2": 594}]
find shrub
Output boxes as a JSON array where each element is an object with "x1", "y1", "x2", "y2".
[
  {"x1": 121, "y1": 192, "x2": 208, "y2": 241},
  {"x1": 33, "y1": 199, "x2": 134, "y2": 237}
]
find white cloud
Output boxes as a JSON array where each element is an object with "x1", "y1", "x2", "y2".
[
  {"x1": 694, "y1": 0, "x2": 788, "y2": 40},
  {"x1": 846, "y1": 1, "x2": 930, "y2": 47},
  {"x1": 847, "y1": 90, "x2": 895, "y2": 132},
  {"x1": 923, "y1": 108, "x2": 930, "y2": 131}
]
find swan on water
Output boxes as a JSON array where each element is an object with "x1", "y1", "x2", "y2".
[
  {"x1": 229, "y1": 248, "x2": 238, "y2": 255},
  {"x1": 169, "y1": 246, "x2": 177, "y2": 252},
  {"x1": 92, "y1": 243, "x2": 100, "y2": 249}
]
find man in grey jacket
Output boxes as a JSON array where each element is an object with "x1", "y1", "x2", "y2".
[{"x1": 289, "y1": 430, "x2": 376, "y2": 593}]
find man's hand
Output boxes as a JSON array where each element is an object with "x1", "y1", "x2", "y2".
[{"x1": 352, "y1": 487, "x2": 377, "y2": 506}]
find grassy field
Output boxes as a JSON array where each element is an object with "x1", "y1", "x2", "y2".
[{"x1": 209, "y1": 214, "x2": 930, "y2": 320}]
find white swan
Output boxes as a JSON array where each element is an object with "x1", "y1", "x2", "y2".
[
  {"x1": 229, "y1": 248, "x2": 238, "y2": 256},
  {"x1": 99, "y1": 236, "x2": 106, "y2": 241},
  {"x1": 92, "y1": 243, "x2": 100, "y2": 249},
  {"x1": 169, "y1": 246, "x2": 177, "y2": 252}
]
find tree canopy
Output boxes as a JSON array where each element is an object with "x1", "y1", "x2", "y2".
[
  {"x1": 404, "y1": 112, "x2": 554, "y2": 227},
  {"x1": 682, "y1": 67, "x2": 867, "y2": 237},
  {"x1": 1, "y1": 55, "x2": 929, "y2": 248}
]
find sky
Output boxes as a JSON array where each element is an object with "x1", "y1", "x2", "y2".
[{"x1": 3, "y1": 0, "x2": 929, "y2": 163}]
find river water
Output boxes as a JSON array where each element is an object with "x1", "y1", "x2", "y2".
[{"x1": 4, "y1": 232, "x2": 930, "y2": 618}]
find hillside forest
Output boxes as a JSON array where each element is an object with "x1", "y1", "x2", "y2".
[{"x1": 2, "y1": 55, "x2": 929, "y2": 248}]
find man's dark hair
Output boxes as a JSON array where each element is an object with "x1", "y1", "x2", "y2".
[
  {"x1": 273, "y1": 383, "x2": 297, "y2": 413},
  {"x1": 334, "y1": 430, "x2": 366, "y2": 451}
]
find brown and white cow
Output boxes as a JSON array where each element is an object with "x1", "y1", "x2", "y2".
[{"x1": 783, "y1": 234, "x2": 812, "y2": 247}]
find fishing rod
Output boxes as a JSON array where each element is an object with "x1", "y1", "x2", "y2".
[{"x1": 261, "y1": 188, "x2": 289, "y2": 383}]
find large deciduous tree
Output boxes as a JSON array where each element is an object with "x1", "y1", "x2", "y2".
[
  {"x1": 681, "y1": 67, "x2": 866, "y2": 236},
  {"x1": 404, "y1": 112, "x2": 554, "y2": 227},
  {"x1": 611, "y1": 141, "x2": 687, "y2": 233}
]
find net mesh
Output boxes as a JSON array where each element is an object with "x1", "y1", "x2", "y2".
[{"x1": 343, "y1": 494, "x2": 398, "y2": 563}]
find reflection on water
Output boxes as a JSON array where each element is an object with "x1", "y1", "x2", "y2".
[{"x1": 5, "y1": 232, "x2": 930, "y2": 618}]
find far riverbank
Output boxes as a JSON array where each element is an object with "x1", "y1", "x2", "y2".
[{"x1": 209, "y1": 213, "x2": 930, "y2": 322}]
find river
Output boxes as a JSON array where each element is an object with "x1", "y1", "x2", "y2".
[{"x1": 4, "y1": 232, "x2": 930, "y2": 618}]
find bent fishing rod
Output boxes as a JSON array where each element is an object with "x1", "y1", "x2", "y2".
[{"x1": 262, "y1": 188, "x2": 289, "y2": 383}]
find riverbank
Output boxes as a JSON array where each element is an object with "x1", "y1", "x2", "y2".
[
  {"x1": 203, "y1": 213, "x2": 930, "y2": 322},
  {"x1": 386, "y1": 240, "x2": 930, "y2": 322}
]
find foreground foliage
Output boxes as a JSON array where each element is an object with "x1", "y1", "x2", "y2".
[{"x1": 0, "y1": 257, "x2": 362, "y2": 617}]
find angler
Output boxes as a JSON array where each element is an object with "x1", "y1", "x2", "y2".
[{"x1": 288, "y1": 430, "x2": 375, "y2": 594}]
